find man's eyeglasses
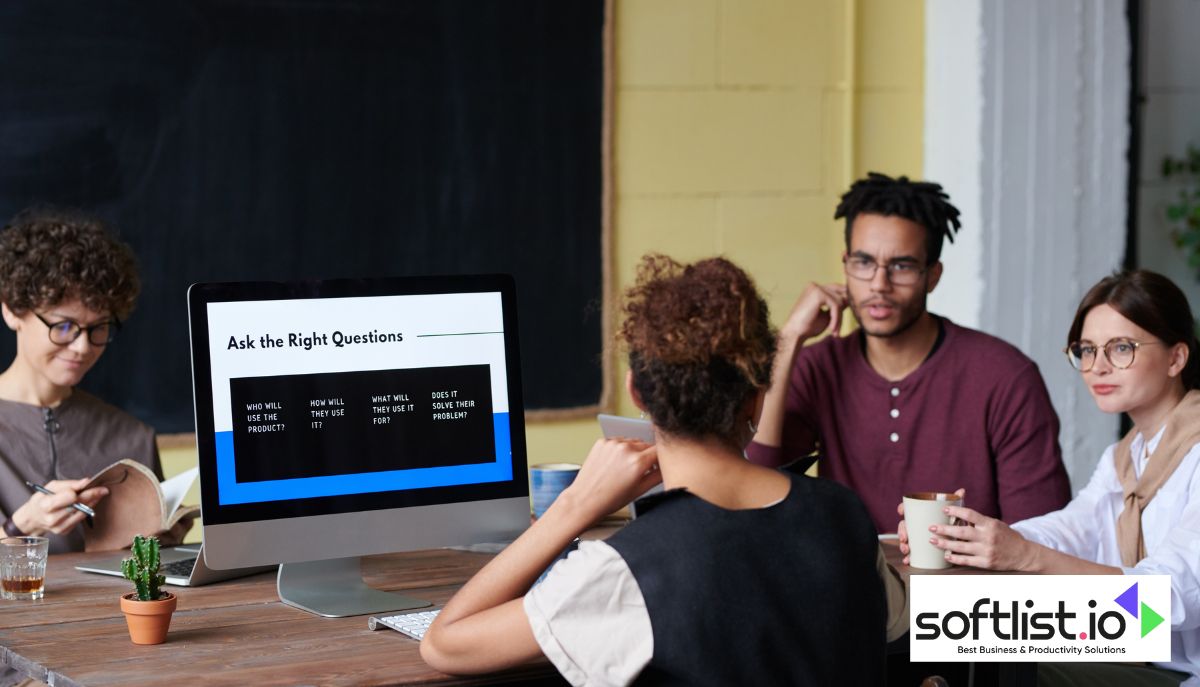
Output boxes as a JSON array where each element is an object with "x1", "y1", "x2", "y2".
[
  {"x1": 1063, "y1": 338, "x2": 1160, "y2": 372},
  {"x1": 843, "y1": 255, "x2": 927, "y2": 286},
  {"x1": 33, "y1": 312, "x2": 121, "y2": 347}
]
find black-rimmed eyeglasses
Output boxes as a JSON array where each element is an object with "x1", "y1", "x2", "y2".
[
  {"x1": 842, "y1": 255, "x2": 927, "y2": 286},
  {"x1": 32, "y1": 312, "x2": 121, "y2": 346}
]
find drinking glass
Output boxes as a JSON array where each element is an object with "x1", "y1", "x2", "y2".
[{"x1": 1, "y1": 536, "x2": 49, "y2": 601}]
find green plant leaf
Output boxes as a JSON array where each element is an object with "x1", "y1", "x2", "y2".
[
  {"x1": 132, "y1": 535, "x2": 148, "y2": 567},
  {"x1": 125, "y1": 534, "x2": 164, "y2": 600},
  {"x1": 146, "y1": 537, "x2": 160, "y2": 573},
  {"x1": 1168, "y1": 206, "x2": 1186, "y2": 221}
]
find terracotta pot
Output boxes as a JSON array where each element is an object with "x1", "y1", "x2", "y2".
[{"x1": 120, "y1": 592, "x2": 177, "y2": 645}]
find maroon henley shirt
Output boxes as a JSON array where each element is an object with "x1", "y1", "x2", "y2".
[{"x1": 747, "y1": 317, "x2": 1071, "y2": 533}]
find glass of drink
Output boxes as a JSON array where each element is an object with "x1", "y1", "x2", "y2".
[{"x1": 1, "y1": 536, "x2": 49, "y2": 601}]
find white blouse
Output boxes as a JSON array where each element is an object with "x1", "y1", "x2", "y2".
[{"x1": 1013, "y1": 427, "x2": 1200, "y2": 684}]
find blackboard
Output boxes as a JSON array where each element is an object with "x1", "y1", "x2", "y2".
[{"x1": 0, "y1": 0, "x2": 609, "y2": 433}]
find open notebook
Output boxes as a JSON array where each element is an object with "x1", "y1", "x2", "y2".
[{"x1": 82, "y1": 461, "x2": 200, "y2": 552}]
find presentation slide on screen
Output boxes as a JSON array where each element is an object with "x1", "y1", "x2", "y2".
[{"x1": 205, "y1": 292, "x2": 512, "y2": 505}]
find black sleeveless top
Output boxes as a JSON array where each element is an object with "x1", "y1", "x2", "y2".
[{"x1": 605, "y1": 474, "x2": 887, "y2": 686}]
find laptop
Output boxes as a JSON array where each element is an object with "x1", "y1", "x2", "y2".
[{"x1": 75, "y1": 544, "x2": 274, "y2": 586}]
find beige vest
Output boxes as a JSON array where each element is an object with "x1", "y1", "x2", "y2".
[{"x1": 1113, "y1": 389, "x2": 1200, "y2": 567}]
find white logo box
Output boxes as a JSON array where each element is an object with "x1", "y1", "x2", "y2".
[{"x1": 910, "y1": 575, "x2": 1171, "y2": 662}]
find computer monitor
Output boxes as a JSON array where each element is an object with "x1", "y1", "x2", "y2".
[{"x1": 187, "y1": 275, "x2": 530, "y2": 617}]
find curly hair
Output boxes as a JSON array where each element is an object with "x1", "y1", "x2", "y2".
[
  {"x1": 0, "y1": 207, "x2": 140, "y2": 319},
  {"x1": 835, "y1": 171, "x2": 962, "y2": 264},
  {"x1": 619, "y1": 254, "x2": 776, "y2": 446}
]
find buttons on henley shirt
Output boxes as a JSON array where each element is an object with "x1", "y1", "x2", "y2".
[{"x1": 889, "y1": 388, "x2": 901, "y2": 443}]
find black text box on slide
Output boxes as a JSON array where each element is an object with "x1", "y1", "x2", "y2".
[{"x1": 229, "y1": 365, "x2": 495, "y2": 483}]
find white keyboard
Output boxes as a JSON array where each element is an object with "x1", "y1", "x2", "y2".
[{"x1": 368, "y1": 609, "x2": 441, "y2": 640}]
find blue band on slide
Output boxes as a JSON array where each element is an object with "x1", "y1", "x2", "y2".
[{"x1": 215, "y1": 412, "x2": 512, "y2": 505}]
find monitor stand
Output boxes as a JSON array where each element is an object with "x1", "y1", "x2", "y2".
[{"x1": 277, "y1": 557, "x2": 432, "y2": 618}]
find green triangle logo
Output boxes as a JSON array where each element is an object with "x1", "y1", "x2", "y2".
[{"x1": 1141, "y1": 602, "x2": 1164, "y2": 638}]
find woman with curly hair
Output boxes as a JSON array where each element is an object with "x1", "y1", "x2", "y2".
[
  {"x1": 421, "y1": 255, "x2": 905, "y2": 685},
  {"x1": 0, "y1": 207, "x2": 164, "y2": 554}
]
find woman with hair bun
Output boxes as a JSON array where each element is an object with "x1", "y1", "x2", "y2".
[
  {"x1": 0, "y1": 207, "x2": 165, "y2": 554},
  {"x1": 423, "y1": 255, "x2": 906, "y2": 685},
  {"x1": 902, "y1": 269, "x2": 1200, "y2": 685}
]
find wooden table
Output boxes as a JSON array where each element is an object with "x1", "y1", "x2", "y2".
[
  {"x1": 0, "y1": 549, "x2": 565, "y2": 687},
  {"x1": 881, "y1": 539, "x2": 1038, "y2": 687},
  {"x1": 4, "y1": 539, "x2": 1033, "y2": 686}
]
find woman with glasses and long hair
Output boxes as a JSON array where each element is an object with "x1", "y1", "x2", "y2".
[
  {"x1": 899, "y1": 269, "x2": 1200, "y2": 685},
  {"x1": 421, "y1": 254, "x2": 906, "y2": 685},
  {"x1": 0, "y1": 207, "x2": 165, "y2": 554}
]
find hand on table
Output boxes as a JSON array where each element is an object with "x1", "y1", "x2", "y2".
[{"x1": 11, "y1": 478, "x2": 109, "y2": 536}]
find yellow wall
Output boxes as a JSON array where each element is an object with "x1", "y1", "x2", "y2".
[
  {"x1": 855, "y1": 0, "x2": 924, "y2": 177},
  {"x1": 161, "y1": 0, "x2": 925, "y2": 531}
]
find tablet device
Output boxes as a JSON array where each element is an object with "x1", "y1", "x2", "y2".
[
  {"x1": 597, "y1": 414, "x2": 662, "y2": 517},
  {"x1": 597, "y1": 413, "x2": 655, "y2": 444}
]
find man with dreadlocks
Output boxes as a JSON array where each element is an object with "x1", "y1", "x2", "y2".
[{"x1": 748, "y1": 172, "x2": 1070, "y2": 533}]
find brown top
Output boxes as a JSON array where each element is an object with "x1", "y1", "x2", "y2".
[{"x1": 0, "y1": 389, "x2": 161, "y2": 554}]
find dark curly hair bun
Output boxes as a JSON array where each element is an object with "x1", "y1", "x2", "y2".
[
  {"x1": 0, "y1": 206, "x2": 141, "y2": 319},
  {"x1": 620, "y1": 254, "x2": 776, "y2": 446}
]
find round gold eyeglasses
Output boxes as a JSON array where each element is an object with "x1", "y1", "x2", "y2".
[{"x1": 1063, "y1": 338, "x2": 1161, "y2": 372}]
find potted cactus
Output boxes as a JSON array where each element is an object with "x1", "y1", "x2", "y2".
[{"x1": 118, "y1": 535, "x2": 177, "y2": 645}]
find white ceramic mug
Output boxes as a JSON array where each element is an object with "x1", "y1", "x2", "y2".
[{"x1": 902, "y1": 492, "x2": 963, "y2": 570}]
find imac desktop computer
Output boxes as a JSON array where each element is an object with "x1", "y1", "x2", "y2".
[{"x1": 187, "y1": 275, "x2": 530, "y2": 617}]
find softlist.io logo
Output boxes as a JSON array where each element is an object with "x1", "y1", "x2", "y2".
[
  {"x1": 910, "y1": 576, "x2": 1171, "y2": 662},
  {"x1": 1114, "y1": 581, "x2": 1166, "y2": 638}
]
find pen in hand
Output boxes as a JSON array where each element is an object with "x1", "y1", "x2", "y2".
[{"x1": 23, "y1": 480, "x2": 97, "y2": 518}]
